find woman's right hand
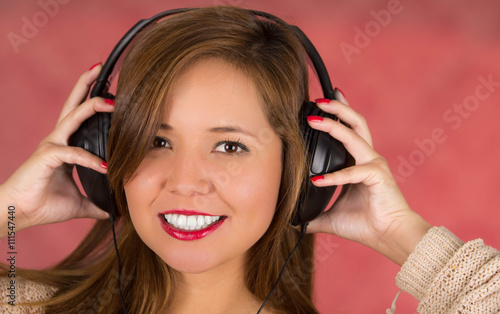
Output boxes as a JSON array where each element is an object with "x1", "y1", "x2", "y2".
[{"x1": 0, "y1": 64, "x2": 113, "y2": 237}]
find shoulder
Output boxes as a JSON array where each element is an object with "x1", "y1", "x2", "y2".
[{"x1": 0, "y1": 276, "x2": 57, "y2": 313}]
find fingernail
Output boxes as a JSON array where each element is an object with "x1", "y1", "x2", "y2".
[
  {"x1": 105, "y1": 99, "x2": 115, "y2": 106},
  {"x1": 101, "y1": 161, "x2": 108, "y2": 169},
  {"x1": 315, "y1": 98, "x2": 330, "y2": 104},
  {"x1": 334, "y1": 87, "x2": 346, "y2": 99},
  {"x1": 89, "y1": 62, "x2": 102, "y2": 71},
  {"x1": 307, "y1": 115, "x2": 323, "y2": 122},
  {"x1": 310, "y1": 175, "x2": 324, "y2": 182}
]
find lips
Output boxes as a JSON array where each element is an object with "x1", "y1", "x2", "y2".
[{"x1": 158, "y1": 209, "x2": 226, "y2": 241}]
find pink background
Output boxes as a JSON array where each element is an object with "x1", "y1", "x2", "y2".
[{"x1": 1, "y1": 0, "x2": 500, "y2": 312}]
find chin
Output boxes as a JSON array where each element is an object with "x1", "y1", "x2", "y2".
[{"x1": 150, "y1": 241, "x2": 238, "y2": 275}]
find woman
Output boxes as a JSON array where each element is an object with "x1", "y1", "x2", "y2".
[{"x1": 1, "y1": 6, "x2": 499, "y2": 313}]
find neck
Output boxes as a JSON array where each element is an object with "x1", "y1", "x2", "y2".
[{"x1": 165, "y1": 255, "x2": 264, "y2": 314}]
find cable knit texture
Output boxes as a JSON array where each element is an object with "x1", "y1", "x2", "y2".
[
  {"x1": 396, "y1": 226, "x2": 500, "y2": 313},
  {"x1": 0, "y1": 277, "x2": 57, "y2": 313}
]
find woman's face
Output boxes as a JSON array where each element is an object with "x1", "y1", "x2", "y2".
[{"x1": 124, "y1": 59, "x2": 283, "y2": 274}]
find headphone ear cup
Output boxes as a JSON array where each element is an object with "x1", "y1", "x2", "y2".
[
  {"x1": 69, "y1": 108, "x2": 118, "y2": 217},
  {"x1": 292, "y1": 101, "x2": 353, "y2": 226}
]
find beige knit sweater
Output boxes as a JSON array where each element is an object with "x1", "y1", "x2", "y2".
[
  {"x1": 395, "y1": 226, "x2": 500, "y2": 313},
  {"x1": 1, "y1": 226, "x2": 499, "y2": 313}
]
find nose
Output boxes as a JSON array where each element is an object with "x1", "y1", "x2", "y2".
[{"x1": 164, "y1": 149, "x2": 214, "y2": 197}]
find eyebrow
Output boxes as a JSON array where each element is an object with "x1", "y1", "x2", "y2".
[
  {"x1": 159, "y1": 124, "x2": 256, "y2": 138},
  {"x1": 159, "y1": 124, "x2": 172, "y2": 130}
]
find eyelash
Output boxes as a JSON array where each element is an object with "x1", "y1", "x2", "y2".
[
  {"x1": 213, "y1": 138, "x2": 250, "y2": 155},
  {"x1": 151, "y1": 136, "x2": 250, "y2": 155},
  {"x1": 151, "y1": 136, "x2": 171, "y2": 149}
]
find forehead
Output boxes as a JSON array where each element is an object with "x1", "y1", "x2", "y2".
[{"x1": 164, "y1": 59, "x2": 272, "y2": 132}]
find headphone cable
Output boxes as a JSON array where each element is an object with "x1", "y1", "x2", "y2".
[
  {"x1": 256, "y1": 222, "x2": 309, "y2": 314},
  {"x1": 109, "y1": 213, "x2": 128, "y2": 314}
]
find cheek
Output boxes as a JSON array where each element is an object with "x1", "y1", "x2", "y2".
[
  {"x1": 123, "y1": 159, "x2": 164, "y2": 227},
  {"x1": 224, "y1": 154, "x2": 282, "y2": 229}
]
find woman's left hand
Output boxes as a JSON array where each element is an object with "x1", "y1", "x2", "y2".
[{"x1": 305, "y1": 89, "x2": 431, "y2": 266}]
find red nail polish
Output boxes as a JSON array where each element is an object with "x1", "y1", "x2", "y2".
[
  {"x1": 310, "y1": 175, "x2": 324, "y2": 182},
  {"x1": 315, "y1": 98, "x2": 330, "y2": 104},
  {"x1": 89, "y1": 62, "x2": 101, "y2": 71},
  {"x1": 101, "y1": 161, "x2": 108, "y2": 169},
  {"x1": 335, "y1": 87, "x2": 346, "y2": 99},
  {"x1": 105, "y1": 99, "x2": 115, "y2": 106},
  {"x1": 307, "y1": 115, "x2": 323, "y2": 122}
]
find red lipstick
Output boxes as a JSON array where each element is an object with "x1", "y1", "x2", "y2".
[{"x1": 158, "y1": 210, "x2": 226, "y2": 241}]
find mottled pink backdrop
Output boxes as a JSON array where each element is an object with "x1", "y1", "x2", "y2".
[{"x1": 1, "y1": 0, "x2": 499, "y2": 313}]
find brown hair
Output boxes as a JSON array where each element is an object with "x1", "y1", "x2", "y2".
[{"x1": 3, "y1": 6, "x2": 319, "y2": 313}]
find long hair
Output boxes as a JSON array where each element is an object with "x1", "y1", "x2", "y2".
[{"x1": 3, "y1": 6, "x2": 319, "y2": 313}]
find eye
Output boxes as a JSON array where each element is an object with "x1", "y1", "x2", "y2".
[
  {"x1": 213, "y1": 140, "x2": 249, "y2": 154},
  {"x1": 152, "y1": 136, "x2": 171, "y2": 148}
]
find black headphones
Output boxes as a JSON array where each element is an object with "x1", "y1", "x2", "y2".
[{"x1": 69, "y1": 8, "x2": 352, "y2": 227}]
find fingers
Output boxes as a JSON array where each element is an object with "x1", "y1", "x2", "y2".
[
  {"x1": 48, "y1": 96, "x2": 114, "y2": 145},
  {"x1": 315, "y1": 97, "x2": 373, "y2": 147},
  {"x1": 40, "y1": 64, "x2": 113, "y2": 176},
  {"x1": 307, "y1": 115, "x2": 377, "y2": 164},
  {"x1": 310, "y1": 157, "x2": 392, "y2": 188},
  {"x1": 57, "y1": 63, "x2": 102, "y2": 124},
  {"x1": 36, "y1": 142, "x2": 108, "y2": 174}
]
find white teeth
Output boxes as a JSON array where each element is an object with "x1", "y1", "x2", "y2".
[
  {"x1": 186, "y1": 216, "x2": 196, "y2": 230},
  {"x1": 197, "y1": 216, "x2": 205, "y2": 230},
  {"x1": 164, "y1": 214, "x2": 222, "y2": 231},
  {"x1": 177, "y1": 215, "x2": 187, "y2": 227}
]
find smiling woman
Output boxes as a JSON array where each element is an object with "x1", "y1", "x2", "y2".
[{"x1": 1, "y1": 5, "x2": 500, "y2": 314}]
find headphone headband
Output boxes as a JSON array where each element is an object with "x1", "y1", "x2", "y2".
[{"x1": 91, "y1": 8, "x2": 335, "y2": 100}]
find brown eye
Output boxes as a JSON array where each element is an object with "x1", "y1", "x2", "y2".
[
  {"x1": 152, "y1": 136, "x2": 171, "y2": 148},
  {"x1": 224, "y1": 143, "x2": 238, "y2": 153},
  {"x1": 213, "y1": 140, "x2": 249, "y2": 154}
]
